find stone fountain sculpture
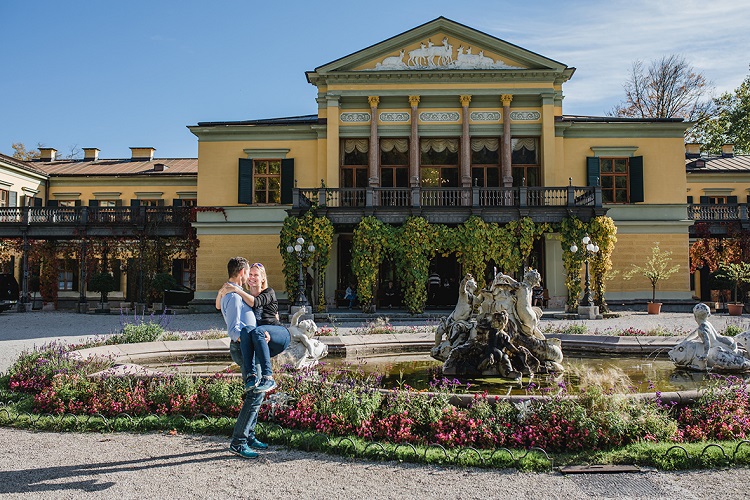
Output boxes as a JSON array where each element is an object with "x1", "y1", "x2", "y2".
[
  {"x1": 431, "y1": 269, "x2": 564, "y2": 379},
  {"x1": 669, "y1": 303, "x2": 750, "y2": 372},
  {"x1": 273, "y1": 307, "x2": 328, "y2": 370}
]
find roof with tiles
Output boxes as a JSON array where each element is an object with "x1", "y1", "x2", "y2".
[
  {"x1": 32, "y1": 157, "x2": 197, "y2": 176},
  {"x1": 686, "y1": 154, "x2": 750, "y2": 173},
  {"x1": 0, "y1": 152, "x2": 50, "y2": 177}
]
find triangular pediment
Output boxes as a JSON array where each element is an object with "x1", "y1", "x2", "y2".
[{"x1": 311, "y1": 17, "x2": 570, "y2": 76}]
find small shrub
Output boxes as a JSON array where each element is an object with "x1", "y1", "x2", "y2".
[
  {"x1": 560, "y1": 323, "x2": 588, "y2": 335},
  {"x1": 725, "y1": 324, "x2": 745, "y2": 337}
]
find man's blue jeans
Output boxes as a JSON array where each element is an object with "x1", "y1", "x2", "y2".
[
  {"x1": 239, "y1": 324, "x2": 291, "y2": 380},
  {"x1": 229, "y1": 341, "x2": 264, "y2": 446}
]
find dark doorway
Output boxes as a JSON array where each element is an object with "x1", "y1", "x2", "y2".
[{"x1": 428, "y1": 254, "x2": 461, "y2": 308}]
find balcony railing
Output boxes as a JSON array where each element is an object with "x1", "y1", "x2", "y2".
[
  {"x1": 294, "y1": 185, "x2": 601, "y2": 209},
  {"x1": 687, "y1": 203, "x2": 748, "y2": 222},
  {"x1": 0, "y1": 206, "x2": 194, "y2": 237}
]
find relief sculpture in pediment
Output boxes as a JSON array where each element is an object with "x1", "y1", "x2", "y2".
[{"x1": 372, "y1": 37, "x2": 522, "y2": 71}]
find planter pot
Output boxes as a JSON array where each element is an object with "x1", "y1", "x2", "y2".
[
  {"x1": 728, "y1": 303, "x2": 744, "y2": 316},
  {"x1": 647, "y1": 302, "x2": 662, "y2": 315}
]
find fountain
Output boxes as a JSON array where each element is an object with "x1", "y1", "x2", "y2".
[{"x1": 431, "y1": 269, "x2": 563, "y2": 379}]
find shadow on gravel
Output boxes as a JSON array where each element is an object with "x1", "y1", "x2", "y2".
[{"x1": 0, "y1": 447, "x2": 226, "y2": 495}]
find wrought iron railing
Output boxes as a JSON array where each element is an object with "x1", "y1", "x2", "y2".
[{"x1": 0, "y1": 206, "x2": 193, "y2": 227}]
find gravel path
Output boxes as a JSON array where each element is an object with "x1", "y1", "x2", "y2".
[
  {"x1": 1, "y1": 428, "x2": 749, "y2": 499},
  {"x1": 3, "y1": 309, "x2": 750, "y2": 498}
]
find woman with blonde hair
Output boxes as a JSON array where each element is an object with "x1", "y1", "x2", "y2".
[{"x1": 217, "y1": 262, "x2": 290, "y2": 392}]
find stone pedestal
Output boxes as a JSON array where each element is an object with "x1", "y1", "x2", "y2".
[{"x1": 577, "y1": 305, "x2": 599, "y2": 320}]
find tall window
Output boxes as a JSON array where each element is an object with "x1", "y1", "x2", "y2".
[
  {"x1": 470, "y1": 138, "x2": 500, "y2": 187},
  {"x1": 58, "y1": 259, "x2": 78, "y2": 291},
  {"x1": 340, "y1": 139, "x2": 368, "y2": 206},
  {"x1": 599, "y1": 157, "x2": 630, "y2": 203},
  {"x1": 180, "y1": 198, "x2": 197, "y2": 207},
  {"x1": 380, "y1": 139, "x2": 409, "y2": 187},
  {"x1": 0, "y1": 189, "x2": 8, "y2": 207},
  {"x1": 95, "y1": 200, "x2": 120, "y2": 207},
  {"x1": 58, "y1": 200, "x2": 78, "y2": 208},
  {"x1": 511, "y1": 138, "x2": 540, "y2": 187},
  {"x1": 420, "y1": 138, "x2": 459, "y2": 187},
  {"x1": 253, "y1": 160, "x2": 281, "y2": 204},
  {"x1": 137, "y1": 199, "x2": 164, "y2": 207}
]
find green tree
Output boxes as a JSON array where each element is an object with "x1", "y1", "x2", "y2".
[
  {"x1": 689, "y1": 66, "x2": 750, "y2": 154},
  {"x1": 609, "y1": 55, "x2": 713, "y2": 121},
  {"x1": 623, "y1": 242, "x2": 680, "y2": 303}
]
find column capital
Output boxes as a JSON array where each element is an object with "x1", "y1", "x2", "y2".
[
  {"x1": 408, "y1": 95, "x2": 421, "y2": 107},
  {"x1": 368, "y1": 96, "x2": 380, "y2": 108},
  {"x1": 501, "y1": 94, "x2": 513, "y2": 106},
  {"x1": 459, "y1": 94, "x2": 472, "y2": 107}
]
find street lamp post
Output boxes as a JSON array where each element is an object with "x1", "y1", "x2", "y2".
[
  {"x1": 286, "y1": 236, "x2": 315, "y2": 307},
  {"x1": 570, "y1": 235, "x2": 599, "y2": 307}
]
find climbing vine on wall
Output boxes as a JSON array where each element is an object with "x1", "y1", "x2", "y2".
[
  {"x1": 558, "y1": 216, "x2": 617, "y2": 311},
  {"x1": 393, "y1": 217, "x2": 442, "y2": 314},
  {"x1": 279, "y1": 211, "x2": 334, "y2": 312},
  {"x1": 351, "y1": 217, "x2": 393, "y2": 311}
]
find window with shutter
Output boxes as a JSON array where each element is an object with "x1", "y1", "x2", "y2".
[{"x1": 594, "y1": 156, "x2": 643, "y2": 203}]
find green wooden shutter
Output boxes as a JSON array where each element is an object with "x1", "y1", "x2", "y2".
[
  {"x1": 130, "y1": 199, "x2": 140, "y2": 207},
  {"x1": 47, "y1": 200, "x2": 58, "y2": 207},
  {"x1": 728, "y1": 196, "x2": 738, "y2": 204},
  {"x1": 73, "y1": 200, "x2": 81, "y2": 207},
  {"x1": 173, "y1": 199, "x2": 183, "y2": 207},
  {"x1": 281, "y1": 158, "x2": 295, "y2": 204},
  {"x1": 8, "y1": 191, "x2": 17, "y2": 207},
  {"x1": 687, "y1": 196, "x2": 693, "y2": 204},
  {"x1": 629, "y1": 156, "x2": 644, "y2": 203},
  {"x1": 586, "y1": 157, "x2": 600, "y2": 186},
  {"x1": 700, "y1": 196, "x2": 709, "y2": 204},
  {"x1": 89, "y1": 200, "x2": 98, "y2": 207},
  {"x1": 238, "y1": 158, "x2": 253, "y2": 204}
]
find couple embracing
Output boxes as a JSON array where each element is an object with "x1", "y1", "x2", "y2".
[{"x1": 217, "y1": 257, "x2": 291, "y2": 459}]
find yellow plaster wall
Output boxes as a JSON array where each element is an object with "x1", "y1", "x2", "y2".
[
  {"x1": 559, "y1": 137, "x2": 686, "y2": 203},
  {"x1": 197, "y1": 139, "x2": 318, "y2": 206},
  {"x1": 607, "y1": 233, "x2": 691, "y2": 295},
  {"x1": 196, "y1": 234, "x2": 286, "y2": 294},
  {"x1": 47, "y1": 178, "x2": 195, "y2": 204},
  {"x1": 686, "y1": 174, "x2": 750, "y2": 200},
  {"x1": 0, "y1": 168, "x2": 46, "y2": 202}
]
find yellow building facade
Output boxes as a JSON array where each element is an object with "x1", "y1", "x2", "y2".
[{"x1": 189, "y1": 18, "x2": 693, "y2": 308}]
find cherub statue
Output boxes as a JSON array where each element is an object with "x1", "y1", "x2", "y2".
[{"x1": 669, "y1": 303, "x2": 750, "y2": 372}]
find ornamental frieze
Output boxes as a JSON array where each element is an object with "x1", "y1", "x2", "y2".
[
  {"x1": 419, "y1": 111, "x2": 460, "y2": 122},
  {"x1": 509, "y1": 111, "x2": 541, "y2": 121},
  {"x1": 369, "y1": 37, "x2": 523, "y2": 71},
  {"x1": 469, "y1": 111, "x2": 501, "y2": 122},
  {"x1": 340, "y1": 112, "x2": 371, "y2": 123},
  {"x1": 379, "y1": 112, "x2": 410, "y2": 122}
]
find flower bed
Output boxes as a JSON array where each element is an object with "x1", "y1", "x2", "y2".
[{"x1": 5, "y1": 340, "x2": 750, "y2": 456}]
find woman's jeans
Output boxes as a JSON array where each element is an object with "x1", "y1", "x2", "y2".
[{"x1": 239, "y1": 324, "x2": 291, "y2": 380}]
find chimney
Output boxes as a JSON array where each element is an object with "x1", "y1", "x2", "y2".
[
  {"x1": 130, "y1": 147, "x2": 155, "y2": 161},
  {"x1": 722, "y1": 144, "x2": 734, "y2": 158},
  {"x1": 38, "y1": 148, "x2": 57, "y2": 162},
  {"x1": 685, "y1": 143, "x2": 702, "y2": 159},
  {"x1": 82, "y1": 148, "x2": 100, "y2": 161}
]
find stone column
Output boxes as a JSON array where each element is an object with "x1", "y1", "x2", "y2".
[
  {"x1": 326, "y1": 95, "x2": 340, "y2": 187},
  {"x1": 368, "y1": 96, "x2": 380, "y2": 187},
  {"x1": 501, "y1": 94, "x2": 513, "y2": 187},
  {"x1": 409, "y1": 95, "x2": 420, "y2": 187},
  {"x1": 460, "y1": 95, "x2": 472, "y2": 188}
]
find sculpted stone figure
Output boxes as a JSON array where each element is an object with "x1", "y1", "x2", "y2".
[
  {"x1": 669, "y1": 303, "x2": 750, "y2": 372},
  {"x1": 431, "y1": 268, "x2": 563, "y2": 378},
  {"x1": 272, "y1": 308, "x2": 328, "y2": 370}
]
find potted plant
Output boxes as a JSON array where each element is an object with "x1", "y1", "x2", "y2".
[
  {"x1": 623, "y1": 242, "x2": 680, "y2": 314},
  {"x1": 150, "y1": 272, "x2": 178, "y2": 311},
  {"x1": 716, "y1": 262, "x2": 750, "y2": 316},
  {"x1": 89, "y1": 272, "x2": 117, "y2": 313}
]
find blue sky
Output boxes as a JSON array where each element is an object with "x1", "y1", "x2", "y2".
[{"x1": 2, "y1": 0, "x2": 749, "y2": 159}]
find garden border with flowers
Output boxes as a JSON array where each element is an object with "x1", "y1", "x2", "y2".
[{"x1": 5, "y1": 321, "x2": 750, "y2": 471}]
